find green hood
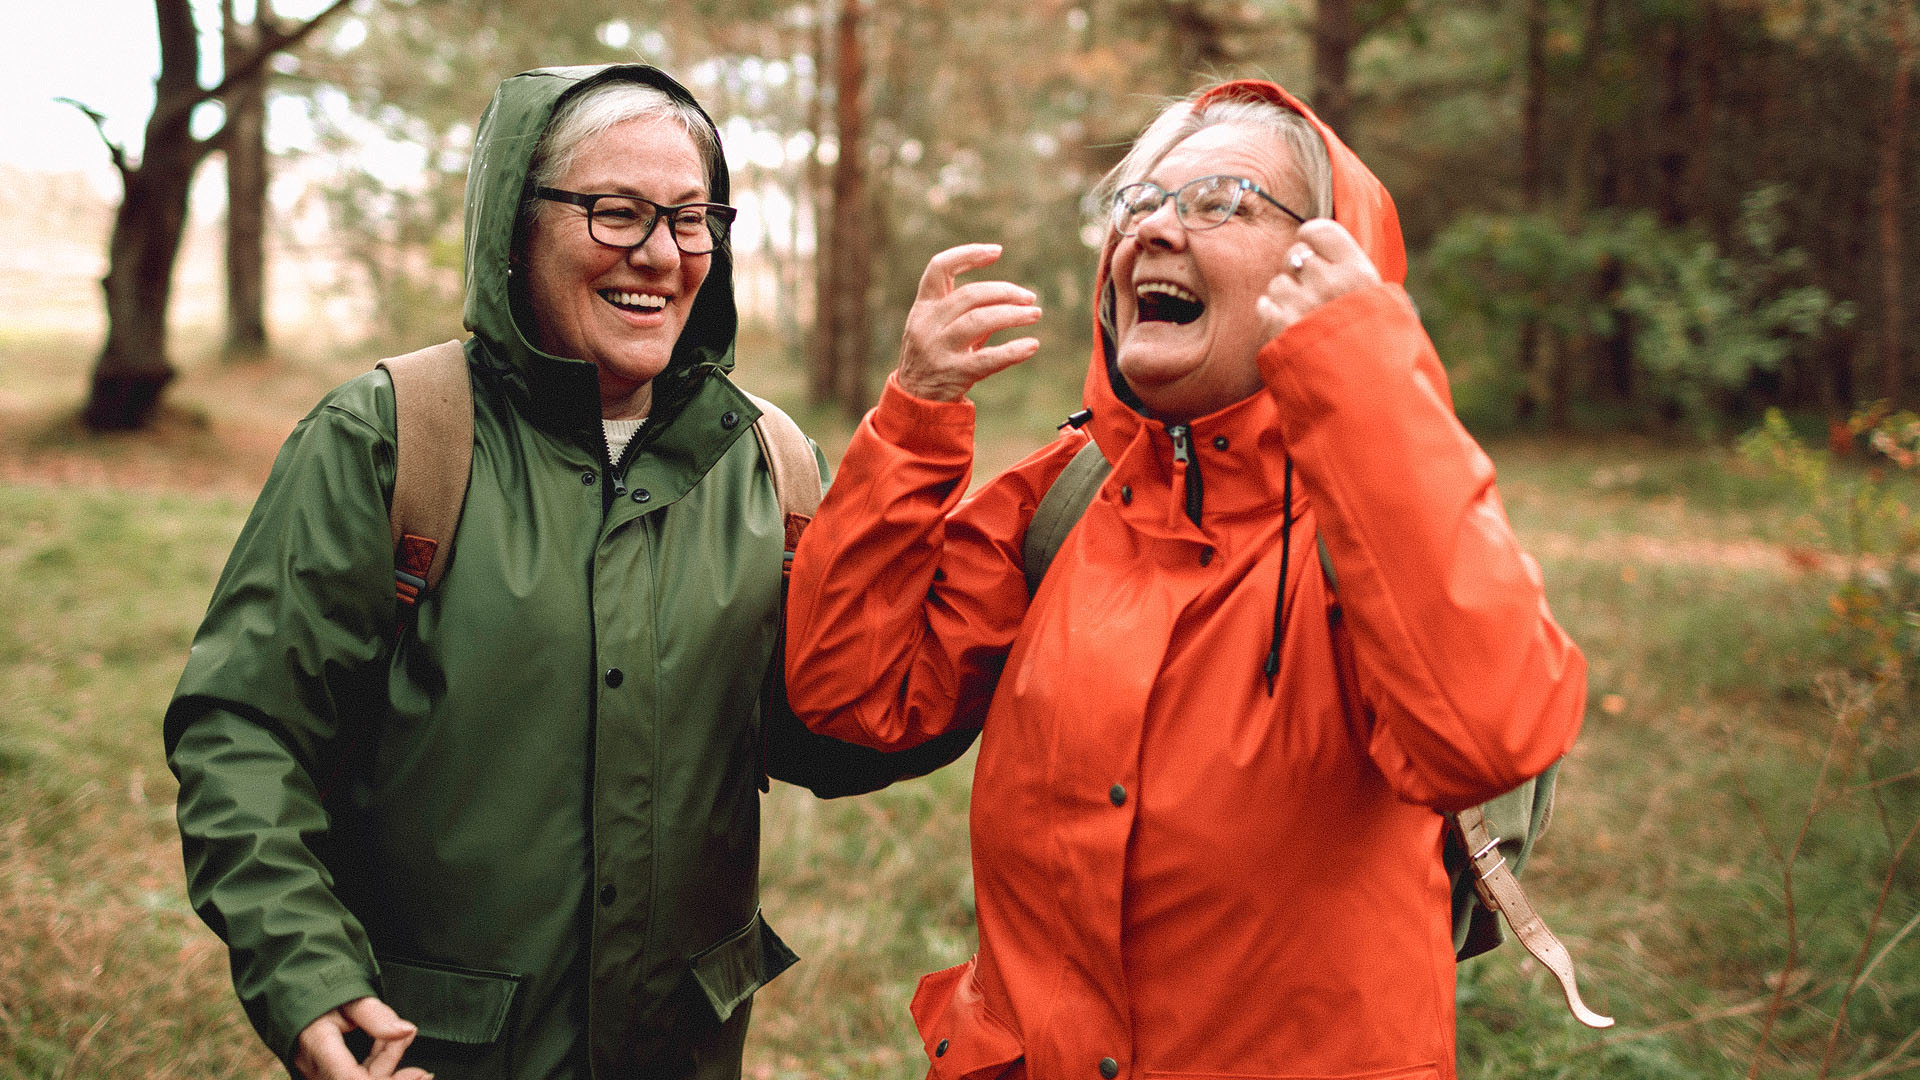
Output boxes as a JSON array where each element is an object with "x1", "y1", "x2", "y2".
[{"x1": 461, "y1": 64, "x2": 739, "y2": 441}]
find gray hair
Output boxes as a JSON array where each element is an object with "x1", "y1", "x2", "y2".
[
  {"x1": 523, "y1": 81, "x2": 723, "y2": 223},
  {"x1": 1092, "y1": 91, "x2": 1333, "y2": 345},
  {"x1": 1092, "y1": 94, "x2": 1332, "y2": 227}
]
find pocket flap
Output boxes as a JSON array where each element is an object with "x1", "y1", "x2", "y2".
[
  {"x1": 377, "y1": 957, "x2": 520, "y2": 1045},
  {"x1": 690, "y1": 908, "x2": 800, "y2": 1023},
  {"x1": 912, "y1": 957, "x2": 1024, "y2": 1080}
]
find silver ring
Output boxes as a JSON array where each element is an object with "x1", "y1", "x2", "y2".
[{"x1": 1289, "y1": 249, "x2": 1311, "y2": 273}]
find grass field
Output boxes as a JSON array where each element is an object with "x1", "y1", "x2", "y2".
[{"x1": 1, "y1": 322, "x2": 1915, "y2": 1080}]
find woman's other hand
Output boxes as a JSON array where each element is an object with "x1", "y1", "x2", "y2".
[
  {"x1": 1256, "y1": 218, "x2": 1382, "y2": 339},
  {"x1": 895, "y1": 244, "x2": 1043, "y2": 402},
  {"x1": 294, "y1": 997, "x2": 433, "y2": 1080}
]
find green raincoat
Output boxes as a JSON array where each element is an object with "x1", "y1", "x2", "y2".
[{"x1": 166, "y1": 64, "x2": 965, "y2": 1080}]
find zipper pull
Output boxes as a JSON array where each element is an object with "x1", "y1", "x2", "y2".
[{"x1": 1166, "y1": 424, "x2": 1203, "y2": 526}]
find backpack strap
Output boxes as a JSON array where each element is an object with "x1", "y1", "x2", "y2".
[
  {"x1": 1456, "y1": 801, "x2": 1614, "y2": 1027},
  {"x1": 376, "y1": 340, "x2": 472, "y2": 612},
  {"x1": 1022, "y1": 437, "x2": 1112, "y2": 596},
  {"x1": 1319, "y1": 534, "x2": 1610, "y2": 1028},
  {"x1": 744, "y1": 393, "x2": 821, "y2": 573},
  {"x1": 1016, "y1": 432, "x2": 1607, "y2": 1025},
  {"x1": 743, "y1": 393, "x2": 822, "y2": 793}
]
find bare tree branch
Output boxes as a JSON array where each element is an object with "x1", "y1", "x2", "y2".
[
  {"x1": 54, "y1": 97, "x2": 131, "y2": 177},
  {"x1": 146, "y1": 0, "x2": 360, "y2": 139}
]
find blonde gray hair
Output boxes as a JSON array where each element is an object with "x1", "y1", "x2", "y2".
[
  {"x1": 526, "y1": 81, "x2": 722, "y2": 208},
  {"x1": 1093, "y1": 93, "x2": 1331, "y2": 230}
]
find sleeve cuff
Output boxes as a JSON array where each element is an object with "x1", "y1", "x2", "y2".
[
  {"x1": 264, "y1": 966, "x2": 381, "y2": 1068},
  {"x1": 1259, "y1": 282, "x2": 1420, "y2": 380},
  {"x1": 873, "y1": 372, "x2": 978, "y2": 452}
]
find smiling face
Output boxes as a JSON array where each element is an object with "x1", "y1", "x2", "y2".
[
  {"x1": 1109, "y1": 122, "x2": 1307, "y2": 422},
  {"x1": 523, "y1": 116, "x2": 712, "y2": 419}
]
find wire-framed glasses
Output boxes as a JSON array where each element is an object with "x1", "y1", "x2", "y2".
[
  {"x1": 535, "y1": 187, "x2": 738, "y2": 255},
  {"x1": 1111, "y1": 174, "x2": 1307, "y2": 237}
]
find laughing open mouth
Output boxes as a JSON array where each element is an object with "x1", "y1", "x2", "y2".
[
  {"x1": 1137, "y1": 282, "x2": 1204, "y2": 324},
  {"x1": 601, "y1": 289, "x2": 668, "y2": 313}
]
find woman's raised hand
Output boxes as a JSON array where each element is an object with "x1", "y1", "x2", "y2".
[
  {"x1": 1256, "y1": 218, "x2": 1382, "y2": 339},
  {"x1": 895, "y1": 244, "x2": 1043, "y2": 402}
]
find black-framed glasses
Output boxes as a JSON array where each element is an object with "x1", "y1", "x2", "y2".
[
  {"x1": 535, "y1": 187, "x2": 738, "y2": 255},
  {"x1": 1111, "y1": 174, "x2": 1307, "y2": 237}
]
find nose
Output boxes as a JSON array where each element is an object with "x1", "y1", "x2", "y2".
[
  {"x1": 627, "y1": 215, "x2": 682, "y2": 267},
  {"x1": 1132, "y1": 198, "x2": 1186, "y2": 250}
]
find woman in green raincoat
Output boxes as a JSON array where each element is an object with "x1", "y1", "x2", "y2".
[{"x1": 166, "y1": 64, "x2": 964, "y2": 1080}]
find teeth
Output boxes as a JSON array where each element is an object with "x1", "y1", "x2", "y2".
[
  {"x1": 1137, "y1": 282, "x2": 1198, "y2": 304},
  {"x1": 604, "y1": 290, "x2": 668, "y2": 310}
]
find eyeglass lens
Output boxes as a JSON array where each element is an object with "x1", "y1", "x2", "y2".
[
  {"x1": 587, "y1": 196, "x2": 724, "y2": 254},
  {"x1": 1113, "y1": 176, "x2": 1249, "y2": 236}
]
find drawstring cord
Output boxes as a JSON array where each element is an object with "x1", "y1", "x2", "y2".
[{"x1": 1263, "y1": 457, "x2": 1294, "y2": 695}]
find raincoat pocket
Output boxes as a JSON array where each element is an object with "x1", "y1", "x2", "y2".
[
  {"x1": 911, "y1": 956, "x2": 1025, "y2": 1080},
  {"x1": 689, "y1": 907, "x2": 800, "y2": 1023},
  {"x1": 377, "y1": 956, "x2": 521, "y2": 1045}
]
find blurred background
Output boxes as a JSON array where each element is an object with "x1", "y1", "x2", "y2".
[{"x1": 0, "y1": 1, "x2": 1915, "y2": 1078}]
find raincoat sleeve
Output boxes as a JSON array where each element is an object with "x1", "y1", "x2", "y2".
[
  {"x1": 1261, "y1": 283, "x2": 1586, "y2": 810},
  {"x1": 784, "y1": 374, "x2": 1083, "y2": 750},
  {"x1": 163, "y1": 378, "x2": 396, "y2": 1065},
  {"x1": 765, "y1": 437, "x2": 987, "y2": 789}
]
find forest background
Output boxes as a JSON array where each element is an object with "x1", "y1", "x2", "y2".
[{"x1": 2, "y1": 0, "x2": 1918, "y2": 1077}]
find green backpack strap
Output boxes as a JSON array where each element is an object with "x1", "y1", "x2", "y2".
[
  {"x1": 376, "y1": 340, "x2": 473, "y2": 613},
  {"x1": 1022, "y1": 437, "x2": 1112, "y2": 596}
]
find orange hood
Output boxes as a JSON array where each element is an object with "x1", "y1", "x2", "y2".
[{"x1": 1086, "y1": 79, "x2": 1409, "y2": 458}]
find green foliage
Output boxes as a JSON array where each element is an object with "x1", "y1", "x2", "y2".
[
  {"x1": 1617, "y1": 189, "x2": 1857, "y2": 438},
  {"x1": 1741, "y1": 405, "x2": 1920, "y2": 683},
  {"x1": 1423, "y1": 188, "x2": 1854, "y2": 436}
]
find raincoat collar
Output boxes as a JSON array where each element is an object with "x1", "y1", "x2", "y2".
[
  {"x1": 461, "y1": 64, "x2": 739, "y2": 446},
  {"x1": 1082, "y1": 79, "x2": 1408, "y2": 529}
]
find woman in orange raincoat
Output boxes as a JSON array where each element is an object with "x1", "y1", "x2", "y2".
[{"x1": 784, "y1": 80, "x2": 1587, "y2": 1080}]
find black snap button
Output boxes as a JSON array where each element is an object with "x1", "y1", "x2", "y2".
[
  {"x1": 1100, "y1": 1057, "x2": 1119, "y2": 1079},
  {"x1": 599, "y1": 884, "x2": 617, "y2": 907},
  {"x1": 631, "y1": 488, "x2": 651, "y2": 503},
  {"x1": 605, "y1": 668, "x2": 624, "y2": 688},
  {"x1": 1213, "y1": 435, "x2": 1229, "y2": 450},
  {"x1": 581, "y1": 470, "x2": 597, "y2": 486},
  {"x1": 721, "y1": 410, "x2": 740, "y2": 429},
  {"x1": 1109, "y1": 784, "x2": 1126, "y2": 807},
  {"x1": 1199, "y1": 546, "x2": 1215, "y2": 566},
  {"x1": 935, "y1": 1038, "x2": 948, "y2": 1057},
  {"x1": 1120, "y1": 485, "x2": 1133, "y2": 505}
]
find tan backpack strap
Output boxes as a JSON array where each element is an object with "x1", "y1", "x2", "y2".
[
  {"x1": 1454, "y1": 805, "x2": 1615, "y2": 1029},
  {"x1": 376, "y1": 340, "x2": 473, "y2": 607},
  {"x1": 744, "y1": 393, "x2": 821, "y2": 559}
]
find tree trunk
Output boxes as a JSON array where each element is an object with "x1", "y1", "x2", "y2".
[
  {"x1": 1653, "y1": 22, "x2": 1691, "y2": 226},
  {"x1": 826, "y1": 0, "x2": 873, "y2": 418},
  {"x1": 223, "y1": 0, "x2": 271, "y2": 362},
  {"x1": 1312, "y1": 0, "x2": 1357, "y2": 136},
  {"x1": 81, "y1": 0, "x2": 354, "y2": 430},
  {"x1": 1880, "y1": 8, "x2": 1911, "y2": 406},
  {"x1": 85, "y1": 0, "x2": 208, "y2": 430},
  {"x1": 1515, "y1": 0, "x2": 1547, "y2": 425},
  {"x1": 807, "y1": 0, "x2": 838, "y2": 407}
]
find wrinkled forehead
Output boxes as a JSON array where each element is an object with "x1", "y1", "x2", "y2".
[
  {"x1": 1161, "y1": 122, "x2": 1305, "y2": 199},
  {"x1": 550, "y1": 115, "x2": 710, "y2": 196}
]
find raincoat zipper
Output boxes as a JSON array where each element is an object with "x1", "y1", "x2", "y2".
[{"x1": 1167, "y1": 423, "x2": 1204, "y2": 526}]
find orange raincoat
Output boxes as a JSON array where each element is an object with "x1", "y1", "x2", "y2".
[{"x1": 785, "y1": 80, "x2": 1586, "y2": 1080}]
